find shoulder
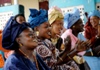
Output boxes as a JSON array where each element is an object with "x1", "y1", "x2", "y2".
[
  {"x1": 61, "y1": 29, "x2": 72, "y2": 39},
  {"x1": 3, "y1": 53, "x2": 28, "y2": 70}
]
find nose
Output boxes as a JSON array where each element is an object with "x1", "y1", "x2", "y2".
[{"x1": 48, "y1": 26, "x2": 51, "y2": 31}]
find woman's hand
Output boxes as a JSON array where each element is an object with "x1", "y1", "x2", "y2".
[
  {"x1": 75, "y1": 40, "x2": 91, "y2": 52},
  {"x1": 64, "y1": 36, "x2": 71, "y2": 51}
]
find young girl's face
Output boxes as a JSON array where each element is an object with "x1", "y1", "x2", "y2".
[
  {"x1": 51, "y1": 19, "x2": 63, "y2": 35},
  {"x1": 16, "y1": 16, "x2": 26, "y2": 24}
]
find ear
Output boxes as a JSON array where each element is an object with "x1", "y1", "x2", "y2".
[
  {"x1": 15, "y1": 37, "x2": 21, "y2": 44},
  {"x1": 34, "y1": 26, "x2": 40, "y2": 31}
]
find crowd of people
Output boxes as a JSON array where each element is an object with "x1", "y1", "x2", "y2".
[{"x1": 0, "y1": 6, "x2": 100, "y2": 70}]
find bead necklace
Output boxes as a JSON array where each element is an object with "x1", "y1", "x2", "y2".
[{"x1": 19, "y1": 49, "x2": 39, "y2": 70}]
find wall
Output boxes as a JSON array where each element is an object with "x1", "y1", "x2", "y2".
[
  {"x1": 49, "y1": 0, "x2": 100, "y2": 23},
  {"x1": 96, "y1": 0, "x2": 100, "y2": 3},
  {"x1": 12, "y1": 0, "x2": 39, "y2": 21},
  {"x1": 49, "y1": 0, "x2": 96, "y2": 13}
]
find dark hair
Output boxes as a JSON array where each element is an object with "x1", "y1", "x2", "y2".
[
  {"x1": 85, "y1": 12, "x2": 88, "y2": 17},
  {"x1": 14, "y1": 14, "x2": 25, "y2": 21}
]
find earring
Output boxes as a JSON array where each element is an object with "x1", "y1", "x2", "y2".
[
  {"x1": 36, "y1": 31, "x2": 39, "y2": 36},
  {"x1": 19, "y1": 43, "x2": 23, "y2": 47},
  {"x1": 99, "y1": 20, "x2": 100, "y2": 25},
  {"x1": 73, "y1": 26, "x2": 75, "y2": 28}
]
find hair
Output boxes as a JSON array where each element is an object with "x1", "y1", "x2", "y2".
[
  {"x1": 84, "y1": 18, "x2": 97, "y2": 43},
  {"x1": 85, "y1": 12, "x2": 88, "y2": 18}
]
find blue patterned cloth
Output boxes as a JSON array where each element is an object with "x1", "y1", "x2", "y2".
[
  {"x1": 64, "y1": 8, "x2": 80, "y2": 29},
  {"x1": 28, "y1": 9, "x2": 48, "y2": 28},
  {"x1": 84, "y1": 56, "x2": 100, "y2": 70}
]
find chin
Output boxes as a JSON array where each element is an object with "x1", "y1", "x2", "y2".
[
  {"x1": 45, "y1": 37, "x2": 50, "y2": 39},
  {"x1": 32, "y1": 43, "x2": 38, "y2": 47}
]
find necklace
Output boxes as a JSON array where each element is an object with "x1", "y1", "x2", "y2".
[
  {"x1": 19, "y1": 49, "x2": 39, "y2": 70},
  {"x1": 51, "y1": 38, "x2": 58, "y2": 45}
]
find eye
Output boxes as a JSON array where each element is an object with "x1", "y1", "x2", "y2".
[{"x1": 28, "y1": 32, "x2": 35, "y2": 38}]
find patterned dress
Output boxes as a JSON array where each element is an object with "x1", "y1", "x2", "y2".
[{"x1": 35, "y1": 39, "x2": 80, "y2": 70}]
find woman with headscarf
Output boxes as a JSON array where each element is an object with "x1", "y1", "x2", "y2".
[
  {"x1": 83, "y1": 10, "x2": 100, "y2": 70},
  {"x1": 2, "y1": 17, "x2": 50, "y2": 70},
  {"x1": 61, "y1": 8, "x2": 91, "y2": 70},
  {"x1": 2, "y1": 14, "x2": 26, "y2": 59},
  {"x1": 61, "y1": 8, "x2": 84, "y2": 50},
  {"x1": 48, "y1": 6, "x2": 64, "y2": 51}
]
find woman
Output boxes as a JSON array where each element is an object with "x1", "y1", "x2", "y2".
[
  {"x1": 2, "y1": 17, "x2": 50, "y2": 70},
  {"x1": 84, "y1": 10, "x2": 100, "y2": 70},
  {"x1": 3, "y1": 14, "x2": 26, "y2": 59},
  {"x1": 48, "y1": 6, "x2": 64, "y2": 51},
  {"x1": 61, "y1": 8, "x2": 84, "y2": 50},
  {"x1": 61, "y1": 8, "x2": 91, "y2": 70}
]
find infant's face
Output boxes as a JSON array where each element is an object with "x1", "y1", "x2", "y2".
[{"x1": 16, "y1": 16, "x2": 25, "y2": 24}]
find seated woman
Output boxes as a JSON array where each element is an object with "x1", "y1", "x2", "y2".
[
  {"x1": 61, "y1": 8, "x2": 84, "y2": 51},
  {"x1": 84, "y1": 10, "x2": 100, "y2": 70},
  {"x1": 0, "y1": 14, "x2": 26, "y2": 59},
  {"x1": 2, "y1": 17, "x2": 50, "y2": 70},
  {"x1": 61, "y1": 8, "x2": 91, "y2": 70}
]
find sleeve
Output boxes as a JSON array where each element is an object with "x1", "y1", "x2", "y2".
[
  {"x1": 36, "y1": 45, "x2": 52, "y2": 59},
  {"x1": 84, "y1": 27, "x2": 91, "y2": 40},
  {"x1": 3, "y1": 60, "x2": 30, "y2": 70}
]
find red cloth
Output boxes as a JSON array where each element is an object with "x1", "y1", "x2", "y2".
[
  {"x1": 0, "y1": 30, "x2": 10, "y2": 52},
  {"x1": 84, "y1": 19, "x2": 97, "y2": 44}
]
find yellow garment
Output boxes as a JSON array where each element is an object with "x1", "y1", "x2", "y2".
[
  {"x1": 73, "y1": 55, "x2": 85, "y2": 64},
  {"x1": 51, "y1": 38, "x2": 58, "y2": 45},
  {"x1": 48, "y1": 7, "x2": 64, "y2": 24}
]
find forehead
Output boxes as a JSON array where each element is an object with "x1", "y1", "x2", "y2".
[
  {"x1": 40, "y1": 21, "x2": 49, "y2": 26},
  {"x1": 20, "y1": 28, "x2": 33, "y2": 35},
  {"x1": 53, "y1": 19, "x2": 63, "y2": 24},
  {"x1": 90, "y1": 16, "x2": 99, "y2": 20},
  {"x1": 74, "y1": 19, "x2": 83, "y2": 25},
  {"x1": 16, "y1": 16, "x2": 25, "y2": 19}
]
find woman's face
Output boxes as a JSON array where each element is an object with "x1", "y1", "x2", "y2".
[
  {"x1": 73, "y1": 19, "x2": 84, "y2": 32},
  {"x1": 51, "y1": 19, "x2": 63, "y2": 35},
  {"x1": 38, "y1": 21, "x2": 51, "y2": 39},
  {"x1": 17, "y1": 27, "x2": 38, "y2": 50},
  {"x1": 90, "y1": 16, "x2": 99, "y2": 29},
  {"x1": 16, "y1": 16, "x2": 26, "y2": 24}
]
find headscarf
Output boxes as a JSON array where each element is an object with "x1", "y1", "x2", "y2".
[
  {"x1": 28, "y1": 9, "x2": 48, "y2": 28},
  {"x1": 64, "y1": 8, "x2": 80, "y2": 29},
  {"x1": 2, "y1": 17, "x2": 29, "y2": 50},
  {"x1": 48, "y1": 6, "x2": 64, "y2": 25},
  {"x1": 88, "y1": 10, "x2": 100, "y2": 18}
]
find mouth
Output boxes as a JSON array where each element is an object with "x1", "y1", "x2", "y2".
[
  {"x1": 58, "y1": 30, "x2": 62, "y2": 34},
  {"x1": 33, "y1": 39, "x2": 38, "y2": 42},
  {"x1": 47, "y1": 32, "x2": 51, "y2": 36}
]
